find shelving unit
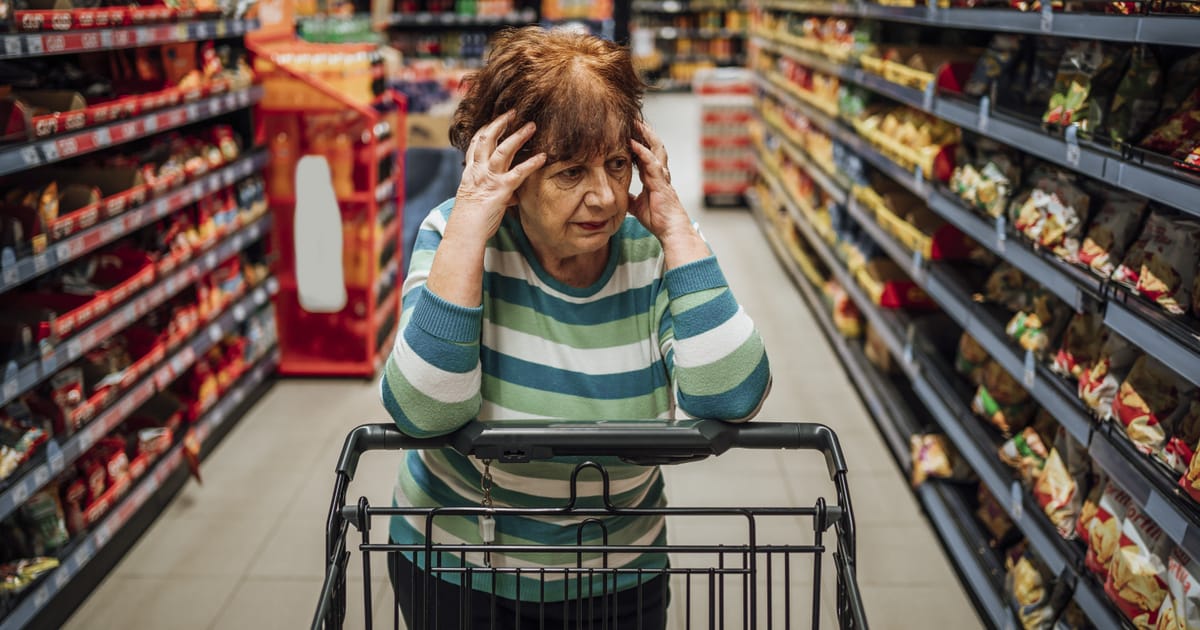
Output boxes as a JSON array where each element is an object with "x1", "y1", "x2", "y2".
[
  {"x1": 749, "y1": 4, "x2": 1200, "y2": 624},
  {"x1": 0, "y1": 12, "x2": 269, "y2": 627},
  {"x1": 631, "y1": 0, "x2": 748, "y2": 90},
  {"x1": 379, "y1": 3, "x2": 539, "y2": 61}
]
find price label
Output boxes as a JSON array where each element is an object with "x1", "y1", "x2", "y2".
[
  {"x1": 1023, "y1": 349, "x2": 1036, "y2": 388},
  {"x1": 45, "y1": 440, "x2": 64, "y2": 475},
  {"x1": 216, "y1": 20, "x2": 228, "y2": 37},
  {"x1": 24, "y1": 35, "x2": 44, "y2": 54},
  {"x1": 1065, "y1": 124, "x2": 1081, "y2": 167},
  {"x1": 186, "y1": 103, "x2": 200, "y2": 120},
  {"x1": 40, "y1": 140, "x2": 59, "y2": 162},
  {"x1": 208, "y1": 325, "x2": 223, "y2": 344},
  {"x1": 238, "y1": 90, "x2": 251, "y2": 107},
  {"x1": 910, "y1": 248, "x2": 925, "y2": 282},
  {"x1": 922, "y1": 82, "x2": 935, "y2": 112},
  {"x1": 255, "y1": 287, "x2": 267, "y2": 305},
  {"x1": 902, "y1": 325, "x2": 916, "y2": 367},
  {"x1": 912, "y1": 165, "x2": 925, "y2": 196},
  {"x1": 144, "y1": 115, "x2": 158, "y2": 134},
  {"x1": 2, "y1": 265, "x2": 18, "y2": 287},
  {"x1": 1040, "y1": 2, "x2": 1054, "y2": 32},
  {"x1": 33, "y1": 252, "x2": 49, "y2": 274},
  {"x1": 54, "y1": 566, "x2": 69, "y2": 589},
  {"x1": 65, "y1": 337, "x2": 83, "y2": 361},
  {"x1": 11, "y1": 479, "x2": 30, "y2": 505},
  {"x1": 4, "y1": 37, "x2": 23, "y2": 56},
  {"x1": 3, "y1": 378, "x2": 18, "y2": 402},
  {"x1": 232, "y1": 233, "x2": 245, "y2": 250},
  {"x1": 154, "y1": 198, "x2": 169, "y2": 216},
  {"x1": 233, "y1": 303, "x2": 247, "y2": 321},
  {"x1": 205, "y1": 250, "x2": 219, "y2": 270},
  {"x1": 191, "y1": 182, "x2": 204, "y2": 199},
  {"x1": 1011, "y1": 481, "x2": 1024, "y2": 520},
  {"x1": 977, "y1": 96, "x2": 990, "y2": 134},
  {"x1": 20, "y1": 145, "x2": 41, "y2": 167},
  {"x1": 94, "y1": 126, "x2": 112, "y2": 146},
  {"x1": 95, "y1": 521, "x2": 112, "y2": 546},
  {"x1": 33, "y1": 585, "x2": 49, "y2": 608},
  {"x1": 33, "y1": 466, "x2": 49, "y2": 488},
  {"x1": 994, "y1": 215, "x2": 1007, "y2": 253}
]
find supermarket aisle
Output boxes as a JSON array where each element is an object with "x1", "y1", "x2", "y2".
[{"x1": 64, "y1": 93, "x2": 979, "y2": 629}]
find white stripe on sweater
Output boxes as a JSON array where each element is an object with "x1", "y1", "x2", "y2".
[
  {"x1": 482, "y1": 324, "x2": 656, "y2": 375},
  {"x1": 395, "y1": 333, "x2": 481, "y2": 404},
  {"x1": 484, "y1": 249, "x2": 662, "y2": 303},
  {"x1": 671, "y1": 306, "x2": 755, "y2": 369}
]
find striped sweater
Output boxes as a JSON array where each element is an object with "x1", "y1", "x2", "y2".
[{"x1": 380, "y1": 198, "x2": 770, "y2": 601}]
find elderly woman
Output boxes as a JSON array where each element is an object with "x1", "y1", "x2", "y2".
[{"x1": 380, "y1": 26, "x2": 770, "y2": 629}]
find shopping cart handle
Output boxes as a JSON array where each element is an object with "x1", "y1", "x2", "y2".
[{"x1": 336, "y1": 420, "x2": 848, "y2": 480}]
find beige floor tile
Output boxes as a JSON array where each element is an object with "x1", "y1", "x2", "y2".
[
  {"x1": 837, "y1": 470, "x2": 924, "y2": 526},
  {"x1": 854, "y1": 523, "x2": 961, "y2": 588},
  {"x1": 859, "y1": 584, "x2": 983, "y2": 630},
  {"x1": 64, "y1": 576, "x2": 237, "y2": 630},
  {"x1": 114, "y1": 514, "x2": 275, "y2": 578},
  {"x1": 210, "y1": 575, "x2": 389, "y2": 630}
]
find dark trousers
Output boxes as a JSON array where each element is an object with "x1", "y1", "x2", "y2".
[{"x1": 385, "y1": 550, "x2": 670, "y2": 630}]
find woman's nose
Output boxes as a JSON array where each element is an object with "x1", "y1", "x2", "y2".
[{"x1": 584, "y1": 171, "x2": 617, "y2": 207}]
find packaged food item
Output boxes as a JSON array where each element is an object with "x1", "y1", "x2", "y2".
[
  {"x1": 1052, "y1": 312, "x2": 1108, "y2": 380},
  {"x1": 1158, "y1": 548, "x2": 1200, "y2": 630},
  {"x1": 1033, "y1": 428, "x2": 1090, "y2": 540},
  {"x1": 0, "y1": 557, "x2": 59, "y2": 598},
  {"x1": 826, "y1": 280, "x2": 863, "y2": 338},
  {"x1": 973, "y1": 360, "x2": 1037, "y2": 434},
  {"x1": 977, "y1": 485, "x2": 1015, "y2": 543},
  {"x1": 1078, "y1": 187, "x2": 1149, "y2": 277},
  {"x1": 965, "y1": 34, "x2": 1024, "y2": 99},
  {"x1": 1132, "y1": 217, "x2": 1200, "y2": 315},
  {"x1": 1005, "y1": 546, "x2": 1056, "y2": 630},
  {"x1": 863, "y1": 323, "x2": 895, "y2": 374},
  {"x1": 1107, "y1": 45, "x2": 1164, "y2": 145},
  {"x1": 1162, "y1": 399, "x2": 1200, "y2": 475},
  {"x1": 0, "y1": 406, "x2": 48, "y2": 482},
  {"x1": 998, "y1": 426, "x2": 1050, "y2": 484},
  {"x1": 1042, "y1": 41, "x2": 1129, "y2": 133},
  {"x1": 1138, "y1": 85, "x2": 1200, "y2": 159},
  {"x1": 1113, "y1": 355, "x2": 1194, "y2": 456},
  {"x1": 956, "y1": 332, "x2": 990, "y2": 386},
  {"x1": 1009, "y1": 170, "x2": 1092, "y2": 262},
  {"x1": 19, "y1": 488, "x2": 69, "y2": 555},
  {"x1": 951, "y1": 159, "x2": 1019, "y2": 219},
  {"x1": 1005, "y1": 293, "x2": 1069, "y2": 358},
  {"x1": 1085, "y1": 481, "x2": 1135, "y2": 579},
  {"x1": 1079, "y1": 334, "x2": 1138, "y2": 419},
  {"x1": 983, "y1": 264, "x2": 1041, "y2": 312},
  {"x1": 1076, "y1": 474, "x2": 1106, "y2": 545},
  {"x1": 1106, "y1": 506, "x2": 1171, "y2": 627},
  {"x1": 910, "y1": 433, "x2": 971, "y2": 486}
]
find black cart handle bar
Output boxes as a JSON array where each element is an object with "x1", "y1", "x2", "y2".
[{"x1": 335, "y1": 419, "x2": 849, "y2": 483}]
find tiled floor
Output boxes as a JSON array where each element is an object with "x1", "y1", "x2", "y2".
[{"x1": 64, "y1": 93, "x2": 982, "y2": 629}]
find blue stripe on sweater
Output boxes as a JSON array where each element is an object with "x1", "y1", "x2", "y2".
[
  {"x1": 381, "y1": 373, "x2": 446, "y2": 438},
  {"x1": 670, "y1": 290, "x2": 738, "y2": 340},
  {"x1": 483, "y1": 273, "x2": 656, "y2": 326},
  {"x1": 480, "y1": 348, "x2": 669, "y2": 400},
  {"x1": 678, "y1": 353, "x2": 770, "y2": 420}
]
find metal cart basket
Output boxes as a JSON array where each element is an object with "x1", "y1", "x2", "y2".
[{"x1": 313, "y1": 419, "x2": 869, "y2": 629}]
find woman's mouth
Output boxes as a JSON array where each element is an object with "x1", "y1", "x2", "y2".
[{"x1": 575, "y1": 220, "x2": 608, "y2": 232}]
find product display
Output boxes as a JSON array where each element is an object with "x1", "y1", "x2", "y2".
[{"x1": 632, "y1": 2, "x2": 746, "y2": 89}]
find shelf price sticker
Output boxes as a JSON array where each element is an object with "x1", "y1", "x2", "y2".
[
  {"x1": 208, "y1": 324, "x2": 224, "y2": 344},
  {"x1": 20, "y1": 145, "x2": 42, "y2": 167},
  {"x1": 24, "y1": 34, "x2": 44, "y2": 54},
  {"x1": 977, "y1": 96, "x2": 990, "y2": 134},
  {"x1": 1064, "y1": 124, "x2": 1081, "y2": 168},
  {"x1": 2, "y1": 264, "x2": 18, "y2": 287},
  {"x1": 1023, "y1": 349, "x2": 1036, "y2": 388},
  {"x1": 910, "y1": 248, "x2": 926, "y2": 283},
  {"x1": 4, "y1": 37, "x2": 23, "y2": 56},
  {"x1": 1040, "y1": 2, "x2": 1054, "y2": 32},
  {"x1": 902, "y1": 324, "x2": 916, "y2": 367},
  {"x1": 1011, "y1": 481, "x2": 1024, "y2": 520},
  {"x1": 45, "y1": 440, "x2": 65, "y2": 476},
  {"x1": 994, "y1": 215, "x2": 1007, "y2": 253},
  {"x1": 922, "y1": 82, "x2": 935, "y2": 112},
  {"x1": 3, "y1": 378, "x2": 19, "y2": 403}
]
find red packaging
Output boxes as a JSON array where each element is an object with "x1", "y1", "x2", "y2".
[
  {"x1": 1105, "y1": 507, "x2": 1171, "y2": 626},
  {"x1": 1085, "y1": 481, "x2": 1134, "y2": 579}
]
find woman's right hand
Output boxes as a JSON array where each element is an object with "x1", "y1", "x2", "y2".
[{"x1": 449, "y1": 111, "x2": 546, "y2": 242}]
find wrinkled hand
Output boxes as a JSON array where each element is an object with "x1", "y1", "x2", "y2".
[
  {"x1": 629, "y1": 120, "x2": 694, "y2": 242},
  {"x1": 450, "y1": 111, "x2": 546, "y2": 243}
]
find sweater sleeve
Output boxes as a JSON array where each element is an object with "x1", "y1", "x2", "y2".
[
  {"x1": 379, "y1": 201, "x2": 483, "y2": 437},
  {"x1": 656, "y1": 255, "x2": 771, "y2": 422}
]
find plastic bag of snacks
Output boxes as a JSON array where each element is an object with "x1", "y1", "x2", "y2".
[
  {"x1": 1161, "y1": 398, "x2": 1200, "y2": 475},
  {"x1": 1009, "y1": 170, "x2": 1092, "y2": 263},
  {"x1": 956, "y1": 332, "x2": 990, "y2": 385},
  {"x1": 1113, "y1": 355, "x2": 1195, "y2": 457},
  {"x1": 984, "y1": 264, "x2": 1041, "y2": 312},
  {"x1": 1106, "y1": 506, "x2": 1171, "y2": 627},
  {"x1": 1158, "y1": 548, "x2": 1200, "y2": 630},
  {"x1": 973, "y1": 360, "x2": 1037, "y2": 435},
  {"x1": 0, "y1": 557, "x2": 59, "y2": 600},
  {"x1": 1076, "y1": 474, "x2": 1106, "y2": 545},
  {"x1": 1005, "y1": 545, "x2": 1057, "y2": 630},
  {"x1": 950, "y1": 149, "x2": 1022, "y2": 219},
  {"x1": 910, "y1": 433, "x2": 972, "y2": 486},
  {"x1": 825, "y1": 280, "x2": 863, "y2": 339},
  {"x1": 1078, "y1": 333, "x2": 1137, "y2": 419},
  {"x1": 1138, "y1": 52, "x2": 1200, "y2": 160},
  {"x1": 965, "y1": 34, "x2": 1024, "y2": 99},
  {"x1": 977, "y1": 485, "x2": 1015, "y2": 544},
  {"x1": 1005, "y1": 293, "x2": 1069, "y2": 358},
  {"x1": 1033, "y1": 428, "x2": 1090, "y2": 540},
  {"x1": 1082, "y1": 481, "x2": 1135, "y2": 579},
  {"x1": 1042, "y1": 41, "x2": 1129, "y2": 132},
  {"x1": 1106, "y1": 45, "x2": 1164, "y2": 145},
  {"x1": 1133, "y1": 218, "x2": 1200, "y2": 316},
  {"x1": 1078, "y1": 187, "x2": 1149, "y2": 278},
  {"x1": 998, "y1": 426, "x2": 1050, "y2": 485},
  {"x1": 1052, "y1": 312, "x2": 1108, "y2": 381},
  {"x1": 19, "y1": 488, "x2": 69, "y2": 556}
]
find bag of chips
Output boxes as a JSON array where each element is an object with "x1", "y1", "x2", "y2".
[
  {"x1": 1158, "y1": 548, "x2": 1200, "y2": 630},
  {"x1": 1162, "y1": 399, "x2": 1200, "y2": 475},
  {"x1": 1107, "y1": 44, "x2": 1165, "y2": 145},
  {"x1": 999, "y1": 426, "x2": 1050, "y2": 484},
  {"x1": 984, "y1": 264, "x2": 1041, "y2": 312},
  {"x1": 1106, "y1": 506, "x2": 1171, "y2": 627},
  {"x1": 1113, "y1": 355, "x2": 1195, "y2": 456},
  {"x1": 1078, "y1": 187, "x2": 1149, "y2": 278},
  {"x1": 1043, "y1": 41, "x2": 1129, "y2": 132},
  {"x1": 1006, "y1": 293, "x2": 1069, "y2": 358},
  {"x1": 1053, "y1": 312, "x2": 1108, "y2": 380},
  {"x1": 1112, "y1": 212, "x2": 1157, "y2": 289},
  {"x1": 1076, "y1": 473, "x2": 1107, "y2": 544},
  {"x1": 966, "y1": 34, "x2": 1025, "y2": 99},
  {"x1": 1005, "y1": 546, "x2": 1057, "y2": 630},
  {"x1": 977, "y1": 485, "x2": 1015, "y2": 544},
  {"x1": 1009, "y1": 171, "x2": 1092, "y2": 262},
  {"x1": 1033, "y1": 428, "x2": 1090, "y2": 540},
  {"x1": 910, "y1": 434, "x2": 972, "y2": 486},
  {"x1": 1132, "y1": 217, "x2": 1200, "y2": 316},
  {"x1": 1139, "y1": 85, "x2": 1200, "y2": 159},
  {"x1": 19, "y1": 488, "x2": 69, "y2": 556},
  {"x1": 956, "y1": 332, "x2": 991, "y2": 386},
  {"x1": 1085, "y1": 481, "x2": 1135, "y2": 579},
  {"x1": 973, "y1": 361, "x2": 1037, "y2": 434},
  {"x1": 1079, "y1": 335, "x2": 1138, "y2": 419}
]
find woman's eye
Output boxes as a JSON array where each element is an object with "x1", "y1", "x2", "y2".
[
  {"x1": 608, "y1": 157, "x2": 630, "y2": 171},
  {"x1": 557, "y1": 167, "x2": 583, "y2": 181}
]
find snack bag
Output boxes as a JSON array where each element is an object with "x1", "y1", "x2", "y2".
[
  {"x1": 1053, "y1": 312, "x2": 1108, "y2": 380},
  {"x1": 998, "y1": 426, "x2": 1050, "y2": 484},
  {"x1": 984, "y1": 264, "x2": 1041, "y2": 312},
  {"x1": 1107, "y1": 45, "x2": 1164, "y2": 145},
  {"x1": 965, "y1": 34, "x2": 1025, "y2": 98},
  {"x1": 1139, "y1": 85, "x2": 1200, "y2": 158},
  {"x1": 910, "y1": 434, "x2": 971, "y2": 486},
  {"x1": 1158, "y1": 548, "x2": 1200, "y2": 630},
  {"x1": 1076, "y1": 473, "x2": 1107, "y2": 545},
  {"x1": 1005, "y1": 547, "x2": 1057, "y2": 630},
  {"x1": 1005, "y1": 293, "x2": 1069, "y2": 358},
  {"x1": 1009, "y1": 171, "x2": 1092, "y2": 262},
  {"x1": 1042, "y1": 41, "x2": 1129, "y2": 132},
  {"x1": 956, "y1": 332, "x2": 991, "y2": 385},
  {"x1": 1033, "y1": 427, "x2": 1090, "y2": 540},
  {"x1": 1133, "y1": 217, "x2": 1200, "y2": 315},
  {"x1": 1086, "y1": 481, "x2": 1135, "y2": 579},
  {"x1": 1079, "y1": 335, "x2": 1138, "y2": 419},
  {"x1": 1106, "y1": 507, "x2": 1171, "y2": 627},
  {"x1": 977, "y1": 485, "x2": 1015, "y2": 543},
  {"x1": 1112, "y1": 212, "x2": 1157, "y2": 289},
  {"x1": 19, "y1": 488, "x2": 70, "y2": 555},
  {"x1": 1113, "y1": 355, "x2": 1194, "y2": 456},
  {"x1": 1079, "y1": 187, "x2": 1149, "y2": 277},
  {"x1": 973, "y1": 361, "x2": 1037, "y2": 434},
  {"x1": 1162, "y1": 399, "x2": 1200, "y2": 474}
]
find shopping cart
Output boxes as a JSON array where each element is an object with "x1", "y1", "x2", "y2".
[{"x1": 313, "y1": 419, "x2": 868, "y2": 629}]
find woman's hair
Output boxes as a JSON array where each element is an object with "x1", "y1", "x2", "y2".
[{"x1": 449, "y1": 26, "x2": 646, "y2": 166}]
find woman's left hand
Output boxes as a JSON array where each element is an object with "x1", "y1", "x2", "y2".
[{"x1": 629, "y1": 121, "x2": 695, "y2": 242}]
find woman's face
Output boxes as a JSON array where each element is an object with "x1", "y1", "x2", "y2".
[{"x1": 514, "y1": 147, "x2": 633, "y2": 262}]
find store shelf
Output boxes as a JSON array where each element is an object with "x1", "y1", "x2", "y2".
[
  {"x1": 759, "y1": 160, "x2": 1124, "y2": 628},
  {"x1": 647, "y1": 26, "x2": 745, "y2": 38},
  {"x1": 633, "y1": 0, "x2": 747, "y2": 12},
  {"x1": 0, "y1": 18, "x2": 257, "y2": 59},
  {"x1": 0, "y1": 341, "x2": 279, "y2": 630},
  {"x1": 0, "y1": 272, "x2": 275, "y2": 526},
  {"x1": 756, "y1": 0, "x2": 1200, "y2": 47},
  {"x1": 0, "y1": 150, "x2": 268, "y2": 294},
  {"x1": 1104, "y1": 294, "x2": 1200, "y2": 389},
  {"x1": 0, "y1": 214, "x2": 271, "y2": 409},
  {"x1": 0, "y1": 85, "x2": 263, "y2": 177},
  {"x1": 383, "y1": 9, "x2": 537, "y2": 27}
]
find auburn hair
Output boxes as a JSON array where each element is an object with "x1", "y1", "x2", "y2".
[{"x1": 449, "y1": 26, "x2": 647, "y2": 165}]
